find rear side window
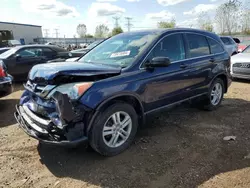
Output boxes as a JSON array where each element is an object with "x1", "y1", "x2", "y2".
[
  {"x1": 186, "y1": 34, "x2": 210, "y2": 58},
  {"x1": 42, "y1": 48, "x2": 57, "y2": 58},
  {"x1": 149, "y1": 34, "x2": 185, "y2": 62},
  {"x1": 207, "y1": 38, "x2": 224, "y2": 54}
]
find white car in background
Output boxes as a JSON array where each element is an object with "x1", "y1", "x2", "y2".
[
  {"x1": 231, "y1": 45, "x2": 250, "y2": 80},
  {"x1": 220, "y1": 36, "x2": 238, "y2": 56}
]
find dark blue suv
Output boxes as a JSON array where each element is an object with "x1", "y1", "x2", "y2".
[{"x1": 15, "y1": 29, "x2": 231, "y2": 156}]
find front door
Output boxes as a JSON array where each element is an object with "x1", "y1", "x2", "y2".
[
  {"x1": 8, "y1": 47, "x2": 46, "y2": 79},
  {"x1": 141, "y1": 33, "x2": 195, "y2": 113}
]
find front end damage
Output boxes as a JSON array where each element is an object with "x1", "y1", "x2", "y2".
[
  {"x1": 14, "y1": 89, "x2": 92, "y2": 145},
  {"x1": 14, "y1": 61, "x2": 121, "y2": 145}
]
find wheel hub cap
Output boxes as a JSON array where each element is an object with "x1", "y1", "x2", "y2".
[
  {"x1": 210, "y1": 83, "x2": 223, "y2": 106},
  {"x1": 102, "y1": 111, "x2": 132, "y2": 148}
]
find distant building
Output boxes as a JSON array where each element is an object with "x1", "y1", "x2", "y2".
[{"x1": 0, "y1": 21, "x2": 42, "y2": 45}]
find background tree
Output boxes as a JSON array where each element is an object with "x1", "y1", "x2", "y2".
[
  {"x1": 240, "y1": 0, "x2": 250, "y2": 34},
  {"x1": 215, "y1": 0, "x2": 242, "y2": 35},
  {"x1": 197, "y1": 12, "x2": 213, "y2": 32},
  {"x1": 157, "y1": 19, "x2": 176, "y2": 29},
  {"x1": 112, "y1": 27, "x2": 123, "y2": 36},
  {"x1": 76, "y1": 24, "x2": 87, "y2": 38},
  {"x1": 95, "y1": 24, "x2": 109, "y2": 38},
  {"x1": 85, "y1": 34, "x2": 94, "y2": 38}
]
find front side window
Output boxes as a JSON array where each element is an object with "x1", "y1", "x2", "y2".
[
  {"x1": 186, "y1": 34, "x2": 210, "y2": 58},
  {"x1": 148, "y1": 34, "x2": 185, "y2": 62},
  {"x1": 78, "y1": 32, "x2": 160, "y2": 68},
  {"x1": 207, "y1": 38, "x2": 224, "y2": 54},
  {"x1": 17, "y1": 48, "x2": 43, "y2": 57}
]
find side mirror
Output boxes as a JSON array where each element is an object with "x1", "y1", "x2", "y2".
[
  {"x1": 146, "y1": 57, "x2": 171, "y2": 68},
  {"x1": 15, "y1": 54, "x2": 21, "y2": 61}
]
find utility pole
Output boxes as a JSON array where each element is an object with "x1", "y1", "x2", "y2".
[
  {"x1": 43, "y1": 29, "x2": 49, "y2": 38},
  {"x1": 54, "y1": 28, "x2": 60, "y2": 38},
  {"x1": 125, "y1": 17, "x2": 133, "y2": 32},
  {"x1": 113, "y1": 16, "x2": 120, "y2": 28}
]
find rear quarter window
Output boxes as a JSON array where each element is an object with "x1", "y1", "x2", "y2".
[
  {"x1": 207, "y1": 38, "x2": 224, "y2": 54},
  {"x1": 221, "y1": 37, "x2": 231, "y2": 45}
]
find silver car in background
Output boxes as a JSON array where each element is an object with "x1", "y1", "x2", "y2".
[
  {"x1": 220, "y1": 36, "x2": 238, "y2": 56},
  {"x1": 231, "y1": 45, "x2": 250, "y2": 80}
]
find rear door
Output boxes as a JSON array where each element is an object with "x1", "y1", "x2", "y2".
[
  {"x1": 142, "y1": 33, "x2": 197, "y2": 112},
  {"x1": 41, "y1": 47, "x2": 57, "y2": 61},
  {"x1": 184, "y1": 33, "x2": 217, "y2": 95}
]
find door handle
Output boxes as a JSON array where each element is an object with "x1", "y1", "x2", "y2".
[
  {"x1": 210, "y1": 58, "x2": 215, "y2": 63},
  {"x1": 180, "y1": 63, "x2": 188, "y2": 69}
]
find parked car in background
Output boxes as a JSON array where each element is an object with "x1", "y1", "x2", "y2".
[
  {"x1": 0, "y1": 61, "x2": 13, "y2": 98},
  {"x1": 0, "y1": 45, "x2": 67, "y2": 80},
  {"x1": 220, "y1": 36, "x2": 238, "y2": 56},
  {"x1": 48, "y1": 40, "x2": 104, "y2": 62},
  {"x1": 238, "y1": 40, "x2": 250, "y2": 52},
  {"x1": 15, "y1": 29, "x2": 231, "y2": 156},
  {"x1": 8, "y1": 40, "x2": 22, "y2": 47},
  {"x1": 231, "y1": 45, "x2": 250, "y2": 80},
  {"x1": 0, "y1": 47, "x2": 11, "y2": 54},
  {"x1": 233, "y1": 37, "x2": 241, "y2": 44}
]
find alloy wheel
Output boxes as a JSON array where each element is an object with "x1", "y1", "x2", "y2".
[{"x1": 102, "y1": 111, "x2": 132, "y2": 148}]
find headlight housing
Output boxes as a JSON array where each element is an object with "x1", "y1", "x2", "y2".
[{"x1": 47, "y1": 82, "x2": 93, "y2": 99}]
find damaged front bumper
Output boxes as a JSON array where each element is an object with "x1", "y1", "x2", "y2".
[{"x1": 14, "y1": 92, "x2": 90, "y2": 146}]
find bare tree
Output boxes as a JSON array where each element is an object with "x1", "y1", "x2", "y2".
[
  {"x1": 197, "y1": 12, "x2": 213, "y2": 32},
  {"x1": 241, "y1": 0, "x2": 250, "y2": 34},
  {"x1": 95, "y1": 24, "x2": 109, "y2": 38},
  {"x1": 215, "y1": 0, "x2": 242, "y2": 35},
  {"x1": 76, "y1": 24, "x2": 87, "y2": 38}
]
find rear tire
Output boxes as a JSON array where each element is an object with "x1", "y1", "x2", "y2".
[
  {"x1": 89, "y1": 103, "x2": 138, "y2": 156},
  {"x1": 200, "y1": 78, "x2": 225, "y2": 111}
]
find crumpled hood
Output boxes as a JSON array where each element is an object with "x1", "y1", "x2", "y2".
[
  {"x1": 231, "y1": 53, "x2": 250, "y2": 63},
  {"x1": 28, "y1": 62, "x2": 121, "y2": 82}
]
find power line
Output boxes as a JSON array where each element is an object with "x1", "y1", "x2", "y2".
[
  {"x1": 113, "y1": 16, "x2": 120, "y2": 28},
  {"x1": 43, "y1": 29, "x2": 49, "y2": 38},
  {"x1": 54, "y1": 28, "x2": 60, "y2": 38},
  {"x1": 125, "y1": 17, "x2": 133, "y2": 32}
]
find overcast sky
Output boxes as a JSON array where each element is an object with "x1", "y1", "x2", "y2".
[{"x1": 1, "y1": 0, "x2": 229, "y2": 37}]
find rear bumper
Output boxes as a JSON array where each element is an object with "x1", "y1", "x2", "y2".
[
  {"x1": 14, "y1": 105, "x2": 88, "y2": 146},
  {"x1": 0, "y1": 76, "x2": 13, "y2": 98}
]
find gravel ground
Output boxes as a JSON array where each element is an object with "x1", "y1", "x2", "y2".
[{"x1": 0, "y1": 81, "x2": 250, "y2": 188}]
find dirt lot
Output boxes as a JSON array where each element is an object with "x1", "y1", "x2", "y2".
[{"x1": 1, "y1": 81, "x2": 250, "y2": 188}]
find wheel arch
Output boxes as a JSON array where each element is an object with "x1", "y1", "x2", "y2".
[
  {"x1": 211, "y1": 73, "x2": 228, "y2": 93},
  {"x1": 87, "y1": 93, "x2": 145, "y2": 133}
]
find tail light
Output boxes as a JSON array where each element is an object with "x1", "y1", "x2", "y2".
[{"x1": 0, "y1": 62, "x2": 7, "y2": 78}]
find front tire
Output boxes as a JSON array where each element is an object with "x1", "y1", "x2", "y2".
[
  {"x1": 201, "y1": 78, "x2": 225, "y2": 111},
  {"x1": 89, "y1": 103, "x2": 138, "y2": 156}
]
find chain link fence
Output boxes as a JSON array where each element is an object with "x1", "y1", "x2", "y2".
[{"x1": 34, "y1": 37, "x2": 106, "y2": 47}]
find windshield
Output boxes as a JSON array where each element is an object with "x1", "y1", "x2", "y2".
[
  {"x1": 242, "y1": 45, "x2": 250, "y2": 53},
  {"x1": 78, "y1": 32, "x2": 159, "y2": 68},
  {"x1": 0, "y1": 48, "x2": 17, "y2": 59},
  {"x1": 86, "y1": 40, "x2": 102, "y2": 49}
]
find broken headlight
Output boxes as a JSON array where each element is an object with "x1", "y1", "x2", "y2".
[{"x1": 47, "y1": 82, "x2": 93, "y2": 100}]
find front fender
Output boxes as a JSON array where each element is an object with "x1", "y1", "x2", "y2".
[{"x1": 79, "y1": 82, "x2": 143, "y2": 110}]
